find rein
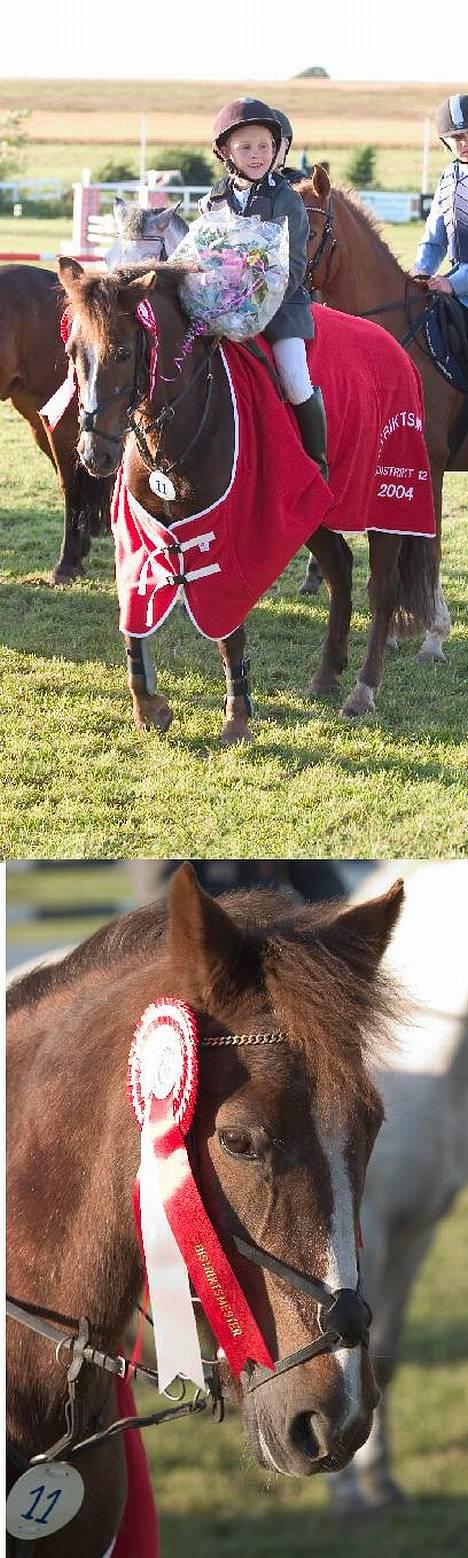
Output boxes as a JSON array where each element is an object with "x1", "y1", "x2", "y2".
[{"x1": 129, "y1": 337, "x2": 219, "y2": 475}]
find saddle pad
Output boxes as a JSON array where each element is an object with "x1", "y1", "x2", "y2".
[
  {"x1": 425, "y1": 297, "x2": 468, "y2": 392},
  {"x1": 112, "y1": 305, "x2": 436, "y2": 642}
]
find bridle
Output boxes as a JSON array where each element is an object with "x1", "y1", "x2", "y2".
[
  {"x1": 303, "y1": 194, "x2": 337, "y2": 289},
  {"x1": 75, "y1": 312, "x2": 218, "y2": 475},
  {"x1": 6, "y1": 1027, "x2": 371, "y2": 1493}
]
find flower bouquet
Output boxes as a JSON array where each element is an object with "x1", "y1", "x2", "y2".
[{"x1": 171, "y1": 211, "x2": 289, "y2": 341}]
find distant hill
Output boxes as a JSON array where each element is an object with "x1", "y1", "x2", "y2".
[{"x1": 295, "y1": 67, "x2": 329, "y2": 78}]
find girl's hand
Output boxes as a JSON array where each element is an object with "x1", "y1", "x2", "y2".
[{"x1": 424, "y1": 274, "x2": 454, "y2": 294}]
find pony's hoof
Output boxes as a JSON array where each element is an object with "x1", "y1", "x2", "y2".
[
  {"x1": 132, "y1": 694, "x2": 173, "y2": 733},
  {"x1": 416, "y1": 644, "x2": 447, "y2": 665},
  {"x1": 220, "y1": 718, "x2": 253, "y2": 746},
  {"x1": 299, "y1": 570, "x2": 323, "y2": 598},
  {"x1": 340, "y1": 682, "x2": 375, "y2": 718},
  {"x1": 307, "y1": 674, "x2": 341, "y2": 698},
  {"x1": 49, "y1": 565, "x2": 84, "y2": 587},
  {"x1": 385, "y1": 635, "x2": 399, "y2": 653}
]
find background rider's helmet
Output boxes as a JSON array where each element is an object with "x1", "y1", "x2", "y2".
[
  {"x1": 212, "y1": 98, "x2": 282, "y2": 166},
  {"x1": 272, "y1": 109, "x2": 294, "y2": 150},
  {"x1": 435, "y1": 93, "x2": 468, "y2": 145}
]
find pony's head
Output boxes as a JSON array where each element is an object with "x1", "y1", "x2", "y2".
[
  {"x1": 58, "y1": 259, "x2": 184, "y2": 477},
  {"x1": 106, "y1": 198, "x2": 189, "y2": 269},
  {"x1": 138, "y1": 864, "x2": 404, "y2": 1476},
  {"x1": 7, "y1": 865, "x2": 404, "y2": 1483}
]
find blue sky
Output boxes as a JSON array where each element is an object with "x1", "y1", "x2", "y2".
[{"x1": 2, "y1": 0, "x2": 466, "y2": 80}]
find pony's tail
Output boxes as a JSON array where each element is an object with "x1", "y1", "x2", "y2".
[
  {"x1": 392, "y1": 536, "x2": 438, "y2": 637},
  {"x1": 68, "y1": 462, "x2": 114, "y2": 538}
]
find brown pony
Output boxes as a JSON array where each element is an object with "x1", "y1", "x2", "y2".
[
  {"x1": 300, "y1": 167, "x2": 467, "y2": 658},
  {"x1": 56, "y1": 257, "x2": 438, "y2": 736},
  {"x1": 7, "y1": 864, "x2": 404, "y2": 1556},
  {"x1": 0, "y1": 264, "x2": 112, "y2": 583}
]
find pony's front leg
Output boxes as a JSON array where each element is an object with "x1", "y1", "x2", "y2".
[
  {"x1": 124, "y1": 635, "x2": 173, "y2": 733},
  {"x1": 218, "y1": 625, "x2": 253, "y2": 745},
  {"x1": 341, "y1": 533, "x2": 400, "y2": 717}
]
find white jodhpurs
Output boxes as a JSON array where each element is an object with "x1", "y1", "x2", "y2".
[{"x1": 271, "y1": 337, "x2": 314, "y2": 404}]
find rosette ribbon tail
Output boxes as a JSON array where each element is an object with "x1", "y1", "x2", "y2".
[
  {"x1": 137, "y1": 1109, "x2": 205, "y2": 1391},
  {"x1": 150, "y1": 1095, "x2": 274, "y2": 1380}
]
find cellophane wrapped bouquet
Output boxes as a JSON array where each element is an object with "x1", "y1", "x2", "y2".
[{"x1": 171, "y1": 211, "x2": 290, "y2": 341}]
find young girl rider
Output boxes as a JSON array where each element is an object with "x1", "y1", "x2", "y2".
[
  {"x1": 200, "y1": 97, "x2": 328, "y2": 480},
  {"x1": 412, "y1": 93, "x2": 468, "y2": 311}
]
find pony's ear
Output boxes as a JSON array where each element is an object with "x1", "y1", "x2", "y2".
[
  {"x1": 316, "y1": 880, "x2": 404, "y2": 979},
  {"x1": 168, "y1": 863, "x2": 256, "y2": 1005},
  {"x1": 58, "y1": 257, "x2": 84, "y2": 292},
  {"x1": 117, "y1": 272, "x2": 158, "y2": 312},
  {"x1": 311, "y1": 164, "x2": 330, "y2": 199}
]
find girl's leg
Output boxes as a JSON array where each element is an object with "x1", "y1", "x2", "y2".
[{"x1": 272, "y1": 337, "x2": 328, "y2": 479}]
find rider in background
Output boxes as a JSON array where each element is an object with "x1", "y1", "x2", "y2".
[
  {"x1": 412, "y1": 93, "x2": 468, "y2": 310},
  {"x1": 200, "y1": 97, "x2": 328, "y2": 480},
  {"x1": 271, "y1": 108, "x2": 304, "y2": 185}
]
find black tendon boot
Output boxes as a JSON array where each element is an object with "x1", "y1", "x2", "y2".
[{"x1": 294, "y1": 387, "x2": 329, "y2": 482}]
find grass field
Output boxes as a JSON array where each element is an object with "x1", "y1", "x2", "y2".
[
  {"x1": 1, "y1": 77, "x2": 454, "y2": 191},
  {"x1": 143, "y1": 1187, "x2": 468, "y2": 1558},
  {"x1": 1, "y1": 396, "x2": 467, "y2": 860},
  {"x1": 1, "y1": 215, "x2": 467, "y2": 861}
]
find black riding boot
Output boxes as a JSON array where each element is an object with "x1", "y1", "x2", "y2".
[{"x1": 294, "y1": 387, "x2": 329, "y2": 482}]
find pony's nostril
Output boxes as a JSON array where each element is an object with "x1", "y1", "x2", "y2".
[{"x1": 290, "y1": 1412, "x2": 321, "y2": 1460}]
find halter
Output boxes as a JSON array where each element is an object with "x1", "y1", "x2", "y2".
[
  {"x1": 6, "y1": 1027, "x2": 371, "y2": 1477},
  {"x1": 303, "y1": 194, "x2": 337, "y2": 287}
]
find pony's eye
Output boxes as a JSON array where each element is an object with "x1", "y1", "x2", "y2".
[
  {"x1": 116, "y1": 346, "x2": 131, "y2": 362},
  {"x1": 219, "y1": 1129, "x2": 257, "y2": 1160}
]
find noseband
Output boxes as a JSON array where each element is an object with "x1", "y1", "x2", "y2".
[{"x1": 303, "y1": 195, "x2": 337, "y2": 287}]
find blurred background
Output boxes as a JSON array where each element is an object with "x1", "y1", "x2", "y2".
[{"x1": 6, "y1": 860, "x2": 468, "y2": 1557}]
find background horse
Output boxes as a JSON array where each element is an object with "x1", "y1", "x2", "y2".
[
  {"x1": 300, "y1": 167, "x2": 467, "y2": 659},
  {"x1": 0, "y1": 205, "x2": 184, "y2": 583},
  {"x1": 0, "y1": 264, "x2": 112, "y2": 583},
  {"x1": 57, "y1": 258, "x2": 438, "y2": 738},
  {"x1": 7, "y1": 864, "x2": 403, "y2": 1556},
  {"x1": 329, "y1": 859, "x2": 468, "y2": 1514}
]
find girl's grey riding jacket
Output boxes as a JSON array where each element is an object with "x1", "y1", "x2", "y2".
[{"x1": 199, "y1": 170, "x2": 314, "y2": 341}]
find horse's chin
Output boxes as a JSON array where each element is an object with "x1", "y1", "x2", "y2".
[{"x1": 79, "y1": 447, "x2": 122, "y2": 479}]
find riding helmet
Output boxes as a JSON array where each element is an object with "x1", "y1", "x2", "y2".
[
  {"x1": 435, "y1": 93, "x2": 468, "y2": 141},
  {"x1": 212, "y1": 98, "x2": 282, "y2": 162},
  {"x1": 272, "y1": 109, "x2": 294, "y2": 148}
]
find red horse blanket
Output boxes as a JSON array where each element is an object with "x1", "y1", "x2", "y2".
[{"x1": 112, "y1": 304, "x2": 436, "y2": 642}]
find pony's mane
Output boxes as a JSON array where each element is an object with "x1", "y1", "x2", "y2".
[
  {"x1": 66, "y1": 262, "x2": 191, "y2": 347},
  {"x1": 7, "y1": 890, "x2": 398, "y2": 1121},
  {"x1": 301, "y1": 176, "x2": 409, "y2": 276}
]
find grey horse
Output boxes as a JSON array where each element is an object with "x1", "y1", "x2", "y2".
[
  {"x1": 329, "y1": 859, "x2": 468, "y2": 1513},
  {"x1": 105, "y1": 196, "x2": 188, "y2": 269}
]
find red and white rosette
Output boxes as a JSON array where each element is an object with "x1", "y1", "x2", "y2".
[
  {"x1": 135, "y1": 299, "x2": 159, "y2": 398},
  {"x1": 128, "y1": 999, "x2": 273, "y2": 1392}
]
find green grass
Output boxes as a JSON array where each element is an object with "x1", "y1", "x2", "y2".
[
  {"x1": 1, "y1": 390, "x2": 467, "y2": 859},
  {"x1": 139, "y1": 1189, "x2": 468, "y2": 1557}
]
